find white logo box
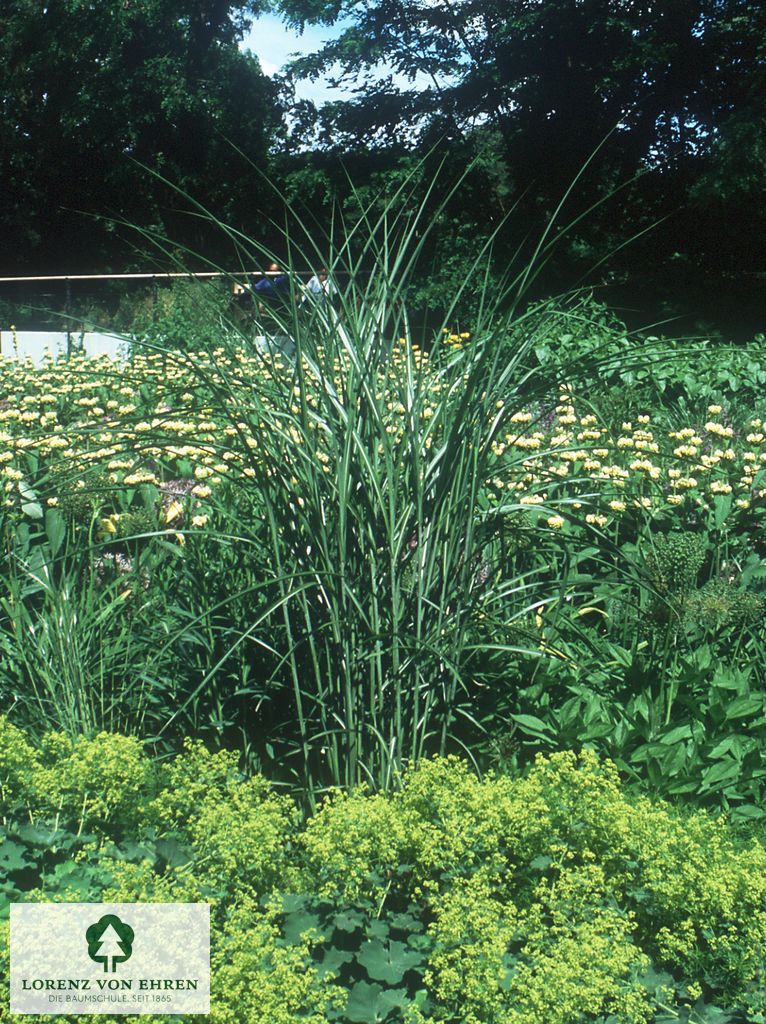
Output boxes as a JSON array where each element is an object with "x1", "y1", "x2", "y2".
[{"x1": 10, "y1": 903, "x2": 210, "y2": 1015}]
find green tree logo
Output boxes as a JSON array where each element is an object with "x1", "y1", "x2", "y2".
[{"x1": 86, "y1": 914, "x2": 134, "y2": 973}]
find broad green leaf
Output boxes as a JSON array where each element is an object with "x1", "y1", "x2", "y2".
[
  {"x1": 357, "y1": 939, "x2": 424, "y2": 984},
  {"x1": 45, "y1": 507, "x2": 66, "y2": 556},
  {"x1": 345, "y1": 981, "x2": 408, "y2": 1024},
  {"x1": 0, "y1": 840, "x2": 31, "y2": 873},
  {"x1": 713, "y1": 494, "x2": 732, "y2": 529},
  {"x1": 724, "y1": 695, "x2": 764, "y2": 720},
  {"x1": 510, "y1": 713, "x2": 553, "y2": 736},
  {"x1": 154, "y1": 837, "x2": 193, "y2": 868},
  {"x1": 700, "y1": 759, "x2": 741, "y2": 792},
  {"x1": 660, "y1": 725, "x2": 692, "y2": 745},
  {"x1": 333, "y1": 908, "x2": 365, "y2": 932},
  {"x1": 316, "y1": 948, "x2": 354, "y2": 978}
]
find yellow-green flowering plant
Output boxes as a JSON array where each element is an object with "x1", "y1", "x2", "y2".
[{"x1": 1, "y1": 721, "x2": 765, "y2": 1023}]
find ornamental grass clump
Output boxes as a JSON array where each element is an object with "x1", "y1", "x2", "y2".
[{"x1": 145, "y1": 170, "x2": 615, "y2": 807}]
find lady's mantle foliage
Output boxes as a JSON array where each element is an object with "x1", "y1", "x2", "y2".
[{"x1": 1, "y1": 719, "x2": 765, "y2": 1022}]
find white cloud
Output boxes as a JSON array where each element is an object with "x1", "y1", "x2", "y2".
[{"x1": 260, "y1": 58, "x2": 279, "y2": 77}]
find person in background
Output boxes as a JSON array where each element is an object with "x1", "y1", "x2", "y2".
[
  {"x1": 254, "y1": 262, "x2": 290, "y2": 312},
  {"x1": 253, "y1": 262, "x2": 294, "y2": 360},
  {"x1": 303, "y1": 266, "x2": 334, "y2": 303}
]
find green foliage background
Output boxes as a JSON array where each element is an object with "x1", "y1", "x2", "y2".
[{"x1": 2, "y1": 1, "x2": 765, "y2": 336}]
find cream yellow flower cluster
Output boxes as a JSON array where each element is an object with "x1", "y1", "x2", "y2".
[
  {"x1": 1, "y1": 348, "x2": 762, "y2": 540},
  {"x1": 487, "y1": 390, "x2": 764, "y2": 529}
]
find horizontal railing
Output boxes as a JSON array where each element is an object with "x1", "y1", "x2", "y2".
[
  {"x1": 0, "y1": 271, "x2": 314, "y2": 282},
  {"x1": 0, "y1": 269, "x2": 329, "y2": 334}
]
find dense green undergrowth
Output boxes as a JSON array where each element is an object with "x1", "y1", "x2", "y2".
[
  {"x1": 1, "y1": 716, "x2": 766, "y2": 1023},
  {"x1": 3, "y1": 168, "x2": 766, "y2": 1024},
  {"x1": 3, "y1": 293, "x2": 766, "y2": 816}
]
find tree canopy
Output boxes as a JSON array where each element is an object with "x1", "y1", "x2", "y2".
[
  {"x1": 0, "y1": 0, "x2": 280, "y2": 272},
  {"x1": 276, "y1": 0, "x2": 765, "y2": 330},
  {"x1": 1, "y1": 0, "x2": 763, "y2": 333},
  {"x1": 281, "y1": 1, "x2": 764, "y2": 184}
]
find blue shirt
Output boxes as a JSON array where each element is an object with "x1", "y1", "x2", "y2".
[{"x1": 253, "y1": 273, "x2": 290, "y2": 305}]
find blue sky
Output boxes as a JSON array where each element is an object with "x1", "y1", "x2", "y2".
[
  {"x1": 240, "y1": 12, "x2": 439, "y2": 108},
  {"x1": 240, "y1": 14, "x2": 347, "y2": 105}
]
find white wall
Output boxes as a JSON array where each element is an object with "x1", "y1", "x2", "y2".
[{"x1": 0, "y1": 331, "x2": 129, "y2": 364}]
